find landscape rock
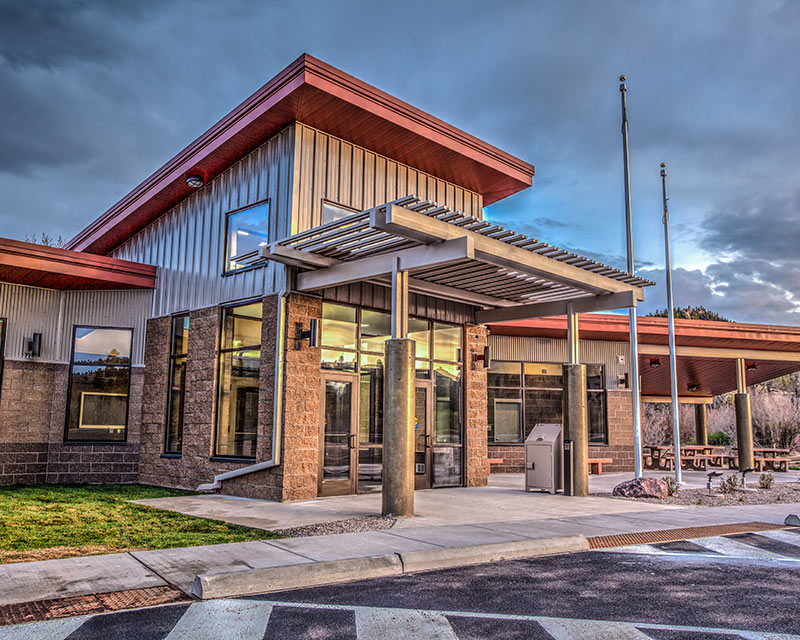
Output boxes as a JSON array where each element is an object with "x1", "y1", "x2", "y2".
[{"x1": 612, "y1": 477, "x2": 668, "y2": 499}]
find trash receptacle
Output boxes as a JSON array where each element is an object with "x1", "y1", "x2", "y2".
[{"x1": 524, "y1": 423, "x2": 563, "y2": 494}]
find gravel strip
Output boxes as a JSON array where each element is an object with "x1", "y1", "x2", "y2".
[
  {"x1": 274, "y1": 516, "x2": 397, "y2": 538},
  {"x1": 602, "y1": 480, "x2": 800, "y2": 507}
]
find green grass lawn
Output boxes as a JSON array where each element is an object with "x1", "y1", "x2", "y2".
[{"x1": 0, "y1": 484, "x2": 280, "y2": 563}]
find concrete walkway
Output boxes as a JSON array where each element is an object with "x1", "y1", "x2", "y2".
[
  {"x1": 133, "y1": 471, "x2": 798, "y2": 531},
  {"x1": 2, "y1": 501, "x2": 798, "y2": 606}
]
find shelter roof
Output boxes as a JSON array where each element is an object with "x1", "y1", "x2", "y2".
[
  {"x1": 0, "y1": 238, "x2": 156, "y2": 290},
  {"x1": 66, "y1": 54, "x2": 535, "y2": 255}
]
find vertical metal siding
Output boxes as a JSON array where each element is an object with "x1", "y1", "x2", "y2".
[
  {"x1": 294, "y1": 123, "x2": 484, "y2": 231},
  {"x1": 110, "y1": 126, "x2": 295, "y2": 317},
  {"x1": 488, "y1": 335, "x2": 632, "y2": 387},
  {"x1": 0, "y1": 282, "x2": 151, "y2": 364}
]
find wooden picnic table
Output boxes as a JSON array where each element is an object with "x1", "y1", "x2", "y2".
[
  {"x1": 728, "y1": 447, "x2": 792, "y2": 472},
  {"x1": 644, "y1": 444, "x2": 727, "y2": 471}
]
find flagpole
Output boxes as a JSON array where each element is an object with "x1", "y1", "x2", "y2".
[
  {"x1": 660, "y1": 162, "x2": 682, "y2": 484},
  {"x1": 619, "y1": 75, "x2": 643, "y2": 478}
]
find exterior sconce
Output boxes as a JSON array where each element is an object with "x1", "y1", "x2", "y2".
[
  {"x1": 649, "y1": 357, "x2": 661, "y2": 369},
  {"x1": 295, "y1": 319, "x2": 319, "y2": 349},
  {"x1": 473, "y1": 346, "x2": 491, "y2": 368},
  {"x1": 186, "y1": 175, "x2": 205, "y2": 189},
  {"x1": 23, "y1": 333, "x2": 42, "y2": 358},
  {"x1": 746, "y1": 362, "x2": 757, "y2": 372}
]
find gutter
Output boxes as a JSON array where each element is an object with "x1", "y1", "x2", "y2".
[{"x1": 197, "y1": 282, "x2": 288, "y2": 492}]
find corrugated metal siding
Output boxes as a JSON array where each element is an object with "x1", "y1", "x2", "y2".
[
  {"x1": 110, "y1": 126, "x2": 295, "y2": 317},
  {"x1": 0, "y1": 282, "x2": 151, "y2": 364},
  {"x1": 322, "y1": 282, "x2": 475, "y2": 325},
  {"x1": 489, "y1": 335, "x2": 632, "y2": 387},
  {"x1": 293, "y1": 123, "x2": 483, "y2": 233}
]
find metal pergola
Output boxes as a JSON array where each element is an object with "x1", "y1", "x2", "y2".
[{"x1": 260, "y1": 196, "x2": 653, "y2": 322}]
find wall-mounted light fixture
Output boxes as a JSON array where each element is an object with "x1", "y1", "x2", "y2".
[
  {"x1": 23, "y1": 333, "x2": 42, "y2": 358},
  {"x1": 687, "y1": 383, "x2": 699, "y2": 392},
  {"x1": 746, "y1": 362, "x2": 757, "y2": 372},
  {"x1": 649, "y1": 357, "x2": 661, "y2": 369},
  {"x1": 295, "y1": 319, "x2": 319, "y2": 350},
  {"x1": 473, "y1": 346, "x2": 491, "y2": 368},
  {"x1": 186, "y1": 175, "x2": 205, "y2": 189}
]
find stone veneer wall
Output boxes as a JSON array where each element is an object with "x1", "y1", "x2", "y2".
[
  {"x1": 464, "y1": 325, "x2": 488, "y2": 487},
  {"x1": 138, "y1": 298, "x2": 282, "y2": 499},
  {"x1": 0, "y1": 359, "x2": 142, "y2": 485},
  {"x1": 488, "y1": 389, "x2": 635, "y2": 475}
]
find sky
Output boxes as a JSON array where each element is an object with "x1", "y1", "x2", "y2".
[{"x1": 1, "y1": 0, "x2": 798, "y2": 324}]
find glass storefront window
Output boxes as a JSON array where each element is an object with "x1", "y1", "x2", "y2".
[
  {"x1": 433, "y1": 323, "x2": 462, "y2": 362},
  {"x1": 433, "y1": 363, "x2": 461, "y2": 444},
  {"x1": 65, "y1": 327, "x2": 133, "y2": 442},
  {"x1": 408, "y1": 318, "x2": 430, "y2": 360},
  {"x1": 360, "y1": 310, "x2": 391, "y2": 353},
  {"x1": 322, "y1": 303, "x2": 357, "y2": 350},
  {"x1": 165, "y1": 315, "x2": 189, "y2": 455},
  {"x1": 225, "y1": 201, "x2": 269, "y2": 272},
  {"x1": 359, "y1": 364, "x2": 383, "y2": 445},
  {"x1": 322, "y1": 349, "x2": 357, "y2": 371},
  {"x1": 488, "y1": 388, "x2": 522, "y2": 442},
  {"x1": 488, "y1": 361, "x2": 521, "y2": 387},
  {"x1": 215, "y1": 303, "x2": 262, "y2": 458},
  {"x1": 523, "y1": 389, "x2": 563, "y2": 439},
  {"x1": 523, "y1": 362, "x2": 563, "y2": 388}
]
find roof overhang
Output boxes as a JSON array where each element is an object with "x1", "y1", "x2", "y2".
[
  {"x1": 0, "y1": 238, "x2": 156, "y2": 290},
  {"x1": 259, "y1": 197, "x2": 649, "y2": 315},
  {"x1": 489, "y1": 313, "x2": 800, "y2": 398},
  {"x1": 67, "y1": 54, "x2": 535, "y2": 255}
]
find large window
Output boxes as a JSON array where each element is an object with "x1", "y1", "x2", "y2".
[
  {"x1": 65, "y1": 327, "x2": 133, "y2": 442},
  {"x1": 164, "y1": 315, "x2": 189, "y2": 455},
  {"x1": 224, "y1": 201, "x2": 269, "y2": 272},
  {"x1": 215, "y1": 302, "x2": 262, "y2": 458},
  {"x1": 0, "y1": 318, "x2": 5, "y2": 401},
  {"x1": 487, "y1": 361, "x2": 608, "y2": 445},
  {"x1": 322, "y1": 200, "x2": 357, "y2": 225}
]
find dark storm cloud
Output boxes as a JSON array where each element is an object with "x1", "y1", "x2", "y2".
[{"x1": 0, "y1": 0, "x2": 798, "y2": 324}]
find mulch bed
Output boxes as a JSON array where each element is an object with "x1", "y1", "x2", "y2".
[
  {"x1": 604, "y1": 480, "x2": 800, "y2": 506},
  {"x1": 275, "y1": 515, "x2": 396, "y2": 537}
]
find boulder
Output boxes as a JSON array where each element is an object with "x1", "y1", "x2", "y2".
[{"x1": 612, "y1": 477, "x2": 668, "y2": 499}]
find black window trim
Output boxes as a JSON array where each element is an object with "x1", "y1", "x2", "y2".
[
  {"x1": 63, "y1": 324, "x2": 134, "y2": 445},
  {"x1": 222, "y1": 198, "x2": 271, "y2": 277},
  {"x1": 163, "y1": 313, "x2": 190, "y2": 456},
  {"x1": 0, "y1": 317, "x2": 6, "y2": 405}
]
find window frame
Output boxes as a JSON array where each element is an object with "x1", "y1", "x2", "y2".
[
  {"x1": 212, "y1": 299, "x2": 264, "y2": 461},
  {"x1": 0, "y1": 318, "x2": 6, "y2": 405},
  {"x1": 63, "y1": 325, "x2": 134, "y2": 445},
  {"x1": 222, "y1": 198, "x2": 271, "y2": 276},
  {"x1": 321, "y1": 199, "x2": 359, "y2": 226},
  {"x1": 487, "y1": 359, "x2": 609, "y2": 446},
  {"x1": 163, "y1": 313, "x2": 189, "y2": 457}
]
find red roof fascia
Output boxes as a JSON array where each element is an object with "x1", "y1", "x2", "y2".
[
  {"x1": 67, "y1": 54, "x2": 535, "y2": 255},
  {"x1": 489, "y1": 314, "x2": 800, "y2": 353},
  {"x1": 0, "y1": 238, "x2": 156, "y2": 290}
]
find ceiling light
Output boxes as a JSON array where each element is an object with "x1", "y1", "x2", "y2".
[
  {"x1": 649, "y1": 357, "x2": 661, "y2": 369},
  {"x1": 186, "y1": 175, "x2": 204, "y2": 188},
  {"x1": 687, "y1": 383, "x2": 699, "y2": 392}
]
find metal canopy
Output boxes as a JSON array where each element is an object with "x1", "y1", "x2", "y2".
[{"x1": 260, "y1": 196, "x2": 653, "y2": 316}]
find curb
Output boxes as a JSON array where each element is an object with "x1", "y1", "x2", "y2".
[
  {"x1": 192, "y1": 554, "x2": 402, "y2": 599},
  {"x1": 191, "y1": 535, "x2": 588, "y2": 600}
]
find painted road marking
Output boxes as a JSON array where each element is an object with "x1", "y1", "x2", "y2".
[
  {"x1": 691, "y1": 535, "x2": 786, "y2": 559},
  {"x1": 0, "y1": 615, "x2": 89, "y2": 640},
  {"x1": 537, "y1": 616, "x2": 652, "y2": 639},
  {"x1": 164, "y1": 599, "x2": 272, "y2": 639},
  {"x1": 355, "y1": 607, "x2": 458, "y2": 640},
  {"x1": 756, "y1": 529, "x2": 800, "y2": 548}
]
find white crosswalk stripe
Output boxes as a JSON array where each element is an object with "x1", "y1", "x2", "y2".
[
  {"x1": 354, "y1": 607, "x2": 459, "y2": 640},
  {"x1": 690, "y1": 535, "x2": 786, "y2": 559},
  {"x1": 0, "y1": 615, "x2": 89, "y2": 640},
  {"x1": 755, "y1": 529, "x2": 800, "y2": 548},
  {"x1": 537, "y1": 616, "x2": 652, "y2": 639},
  {"x1": 164, "y1": 599, "x2": 273, "y2": 640}
]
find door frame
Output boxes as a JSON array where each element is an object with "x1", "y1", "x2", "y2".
[
  {"x1": 414, "y1": 379, "x2": 434, "y2": 490},
  {"x1": 318, "y1": 370, "x2": 359, "y2": 496}
]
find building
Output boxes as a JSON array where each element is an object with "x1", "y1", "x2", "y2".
[{"x1": 2, "y1": 54, "x2": 668, "y2": 499}]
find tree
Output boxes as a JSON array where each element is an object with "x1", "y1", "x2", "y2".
[
  {"x1": 647, "y1": 306, "x2": 731, "y2": 322},
  {"x1": 750, "y1": 387, "x2": 800, "y2": 449},
  {"x1": 24, "y1": 232, "x2": 65, "y2": 248}
]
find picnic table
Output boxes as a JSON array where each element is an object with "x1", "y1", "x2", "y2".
[
  {"x1": 644, "y1": 445, "x2": 727, "y2": 471},
  {"x1": 727, "y1": 447, "x2": 792, "y2": 472}
]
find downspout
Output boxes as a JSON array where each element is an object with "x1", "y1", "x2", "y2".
[{"x1": 197, "y1": 279, "x2": 288, "y2": 491}]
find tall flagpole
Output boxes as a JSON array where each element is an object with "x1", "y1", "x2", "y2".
[
  {"x1": 619, "y1": 75, "x2": 643, "y2": 478},
  {"x1": 660, "y1": 162, "x2": 682, "y2": 483}
]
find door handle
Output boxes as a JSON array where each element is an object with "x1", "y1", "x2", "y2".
[
  {"x1": 349, "y1": 434, "x2": 357, "y2": 449},
  {"x1": 425, "y1": 434, "x2": 431, "y2": 449}
]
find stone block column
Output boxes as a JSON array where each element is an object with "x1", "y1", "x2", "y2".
[
  {"x1": 464, "y1": 325, "x2": 488, "y2": 487},
  {"x1": 382, "y1": 338, "x2": 415, "y2": 517}
]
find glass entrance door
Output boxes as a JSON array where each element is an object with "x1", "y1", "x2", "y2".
[
  {"x1": 319, "y1": 373, "x2": 358, "y2": 496},
  {"x1": 414, "y1": 381, "x2": 433, "y2": 489}
]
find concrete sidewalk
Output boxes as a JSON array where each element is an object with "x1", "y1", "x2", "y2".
[{"x1": 3, "y1": 502, "x2": 798, "y2": 606}]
